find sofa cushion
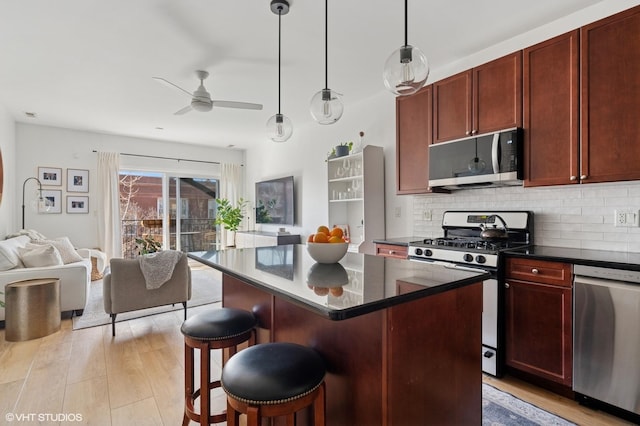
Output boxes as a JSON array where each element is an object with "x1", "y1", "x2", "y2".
[
  {"x1": 17, "y1": 243, "x2": 64, "y2": 268},
  {"x1": 32, "y1": 237, "x2": 84, "y2": 264},
  {"x1": 0, "y1": 235, "x2": 30, "y2": 271}
]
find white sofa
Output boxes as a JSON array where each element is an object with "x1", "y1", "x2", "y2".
[{"x1": 0, "y1": 235, "x2": 91, "y2": 321}]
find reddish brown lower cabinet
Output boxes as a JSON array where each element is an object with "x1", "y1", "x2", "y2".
[
  {"x1": 505, "y1": 258, "x2": 573, "y2": 387},
  {"x1": 375, "y1": 243, "x2": 408, "y2": 259}
]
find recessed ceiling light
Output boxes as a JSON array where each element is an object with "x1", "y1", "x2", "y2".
[{"x1": 25, "y1": 112, "x2": 37, "y2": 118}]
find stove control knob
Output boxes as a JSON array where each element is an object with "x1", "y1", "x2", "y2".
[
  {"x1": 463, "y1": 253, "x2": 474, "y2": 262},
  {"x1": 424, "y1": 249, "x2": 432, "y2": 257},
  {"x1": 475, "y1": 255, "x2": 486, "y2": 264},
  {"x1": 414, "y1": 248, "x2": 423, "y2": 256}
]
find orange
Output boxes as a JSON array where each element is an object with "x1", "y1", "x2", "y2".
[
  {"x1": 328, "y1": 236, "x2": 343, "y2": 243},
  {"x1": 313, "y1": 232, "x2": 329, "y2": 243},
  {"x1": 317, "y1": 225, "x2": 330, "y2": 235},
  {"x1": 330, "y1": 227, "x2": 344, "y2": 239},
  {"x1": 307, "y1": 234, "x2": 315, "y2": 242}
]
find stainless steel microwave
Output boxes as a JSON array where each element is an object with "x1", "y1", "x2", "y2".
[{"x1": 428, "y1": 128, "x2": 523, "y2": 190}]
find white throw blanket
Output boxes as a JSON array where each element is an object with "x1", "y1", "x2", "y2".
[{"x1": 138, "y1": 250, "x2": 183, "y2": 289}]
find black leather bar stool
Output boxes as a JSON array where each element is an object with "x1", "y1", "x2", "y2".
[
  {"x1": 221, "y1": 342, "x2": 326, "y2": 426},
  {"x1": 181, "y1": 308, "x2": 256, "y2": 426}
]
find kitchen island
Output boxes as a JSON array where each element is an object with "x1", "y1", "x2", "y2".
[{"x1": 189, "y1": 245, "x2": 489, "y2": 425}]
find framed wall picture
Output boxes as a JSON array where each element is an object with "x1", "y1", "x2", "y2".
[
  {"x1": 67, "y1": 195, "x2": 89, "y2": 214},
  {"x1": 39, "y1": 190, "x2": 62, "y2": 214},
  {"x1": 67, "y1": 168, "x2": 89, "y2": 192},
  {"x1": 38, "y1": 167, "x2": 62, "y2": 186}
]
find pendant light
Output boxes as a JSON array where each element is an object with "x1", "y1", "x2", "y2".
[
  {"x1": 266, "y1": 0, "x2": 293, "y2": 142},
  {"x1": 309, "y1": 0, "x2": 343, "y2": 124},
  {"x1": 382, "y1": 0, "x2": 429, "y2": 96}
]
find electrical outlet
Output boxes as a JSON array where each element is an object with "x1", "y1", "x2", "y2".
[
  {"x1": 423, "y1": 210, "x2": 432, "y2": 221},
  {"x1": 395, "y1": 207, "x2": 402, "y2": 218},
  {"x1": 614, "y1": 210, "x2": 640, "y2": 227}
]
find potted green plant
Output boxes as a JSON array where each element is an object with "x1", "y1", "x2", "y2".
[
  {"x1": 135, "y1": 236, "x2": 162, "y2": 255},
  {"x1": 334, "y1": 141, "x2": 353, "y2": 158},
  {"x1": 215, "y1": 198, "x2": 248, "y2": 246}
]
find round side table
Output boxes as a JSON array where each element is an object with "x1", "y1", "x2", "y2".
[{"x1": 5, "y1": 278, "x2": 61, "y2": 341}]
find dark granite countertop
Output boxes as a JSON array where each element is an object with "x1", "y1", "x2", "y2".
[
  {"x1": 372, "y1": 236, "x2": 425, "y2": 246},
  {"x1": 188, "y1": 244, "x2": 488, "y2": 320},
  {"x1": 504, "y1": 245, "x2": 640, "y2": 272}
]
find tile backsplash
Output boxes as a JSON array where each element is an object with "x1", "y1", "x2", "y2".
[{"x1": 413, "y1": 181, "x2": 640, "y2": 253}]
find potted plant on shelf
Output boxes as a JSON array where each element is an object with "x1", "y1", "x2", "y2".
[
  {"x1": 327, "y1": 141, "x2": 354, "y2": 161},
  {"x1": 215, "y1": 198, "x2": 248, "y2": 247},
  {"x1": 135, "y1": 235, "x2": 162, "y2": 255}
]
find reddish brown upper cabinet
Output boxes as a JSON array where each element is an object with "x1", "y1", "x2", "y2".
[
  {"x1": 396, "y1": 85, "x2": 434, "y2": 194},
  {"x1": 504, "y1": 258, "x2": 573, "y2": 388},
  {"x1": 433, "y1": 52, "x2": 523, "y2": 143},
  {"x1": 525, "y1": 6, "x2": 640, "y2": 187},
  {"x1": 580, "y1": 6, "x2": 640, "y2": 184},
  {"x1": 524, "y1": 30, "x2": 580, "y2": 187}
]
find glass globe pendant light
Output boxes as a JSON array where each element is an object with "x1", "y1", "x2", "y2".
[
  {"x1": 309, "y1": 0, "x2": 343, "y2": 124},
  {"x1": 266, "y1": 0, "x2": 293, "y2": 142},
  {"x1": 382, "y1": 0, "x2": 429, "y2": 96}
]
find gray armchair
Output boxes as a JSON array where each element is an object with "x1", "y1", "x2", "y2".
[{"x1": 103, "y1": 252, "x2": 191, "y2": 336}]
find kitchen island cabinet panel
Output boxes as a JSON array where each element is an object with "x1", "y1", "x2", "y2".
[{"x1": 224, "y1": 275, "x2": 482, "y2": 425}]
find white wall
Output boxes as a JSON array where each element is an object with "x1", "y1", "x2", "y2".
[
  {"x1": 16, "y1": 123, "x2": 244, "y2": 249},
  {"x1": 0, "y1": 105, "x2": 16, "y2": 239},
  {"x1": 243, "y1": 0, "x2": 640, "y2": 249}
]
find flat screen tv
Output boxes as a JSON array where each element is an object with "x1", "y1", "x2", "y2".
[{"x1": 255, "y1": 176, "x2": 294, "y2": 225}]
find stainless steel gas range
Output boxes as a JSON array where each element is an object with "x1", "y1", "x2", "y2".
[{"x1": 409, "y1": 210, "x2": 534, "y2": 377}]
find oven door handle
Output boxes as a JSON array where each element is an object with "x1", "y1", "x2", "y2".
[{"x1": 409, "y1": 258, "x2": 486, "y2": 273}]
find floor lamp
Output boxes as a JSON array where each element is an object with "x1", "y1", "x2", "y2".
[{"x1": 22, "y1": 176, "x2": 48, "y2": 230}]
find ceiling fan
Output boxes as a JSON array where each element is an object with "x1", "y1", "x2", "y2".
[{"x1": 153, "y1": 70, "x2": 263, "y2": 115}]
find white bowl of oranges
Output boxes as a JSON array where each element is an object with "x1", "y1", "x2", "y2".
[{"x1": 306, "y1": 225, "x2": 348, "y2": 264}]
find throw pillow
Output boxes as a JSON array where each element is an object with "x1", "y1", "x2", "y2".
[
  {"x1": 32, "y1": 237, "x2": 84, "y2": 264},
  {"x1": 0, "y1": 235, "x2": 31, "y2": 271},
  {"x1": 17, "y1": 244, "x2": 64, "y2": 268}
]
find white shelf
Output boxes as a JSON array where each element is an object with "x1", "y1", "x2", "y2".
[{"x1": 327, "y1": 145, "x2": 385, "y2": 255}]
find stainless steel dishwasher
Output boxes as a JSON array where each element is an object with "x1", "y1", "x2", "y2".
[{"x1": 573, "y1": 264, "x2": 640, "y2": 417}]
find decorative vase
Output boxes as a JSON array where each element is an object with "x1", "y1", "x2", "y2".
[{"x1": 335, "y1": 145, "x2": 350, "y2": 158}]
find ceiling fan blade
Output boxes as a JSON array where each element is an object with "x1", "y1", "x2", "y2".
[
  {"x1": 212, "y1": 100, "x2": 263, "y2": 110},
  {"x1": 153, "y1": 77, "x2": 193, "y2": 98},
  {"x1": 174, "y1": 105, "x2": 193, "y2": 115}
]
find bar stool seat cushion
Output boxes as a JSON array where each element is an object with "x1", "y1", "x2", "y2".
[
  {"x1": 222, "y1": 342, "x2": 325, "y2": 405},
  {"x1": 181, "y1": 308, "x2": 257, "y2": 341}
]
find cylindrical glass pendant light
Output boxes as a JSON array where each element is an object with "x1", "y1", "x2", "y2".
[
  {"x1": 383, "y1": 0, "x2": 429, "y2": 96},
  {"x1": 267, "y1": 0, "x2": 293, "y2": 142},
  {"x1": 310, "y1": 0, "x2": 343, "y2": 124}
]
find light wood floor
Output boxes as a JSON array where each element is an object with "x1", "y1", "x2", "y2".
[{"x1": 0, "y1": 305, "x2": 634, "y2": 426}]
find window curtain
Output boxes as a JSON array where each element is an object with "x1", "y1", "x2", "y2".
[
  {"x1": 97, "y1": 152, "x2": 122, "y2": 260},
  {"x1": 219, "y1": 163, "x2": 243, "y2": 247}
]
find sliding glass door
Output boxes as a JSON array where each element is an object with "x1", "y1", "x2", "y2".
[
  {"x1": 119, "y1": 171, "x2": 218, "y2": 258},
  {"x1": 168, "y1": 177, "x2": 218, "y2": 252}
]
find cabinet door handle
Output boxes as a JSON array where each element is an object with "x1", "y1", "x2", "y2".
[
  {"x1": 570, "y1": 175, "x2": 577, "y2": 181},
  {"x1": 580, "y1": 175, "x2": 587, "y2": 180},
  {"x1": 531, "y1": 268, "x2": 539, "y2": 274},
  {"x1": 505, "y1": 283, "x2": 510, "y2": 289},
  {"x1": 389, "y1": 250, "x2": 396, "y2": 254}
]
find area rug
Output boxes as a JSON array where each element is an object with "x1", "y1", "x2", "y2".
[
  {"x1": 72, "y1": 265, "x2": 222, "y2": 330},
  {"x1": 483, "y1": 383, "x2": 576, "y2": 425}
]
